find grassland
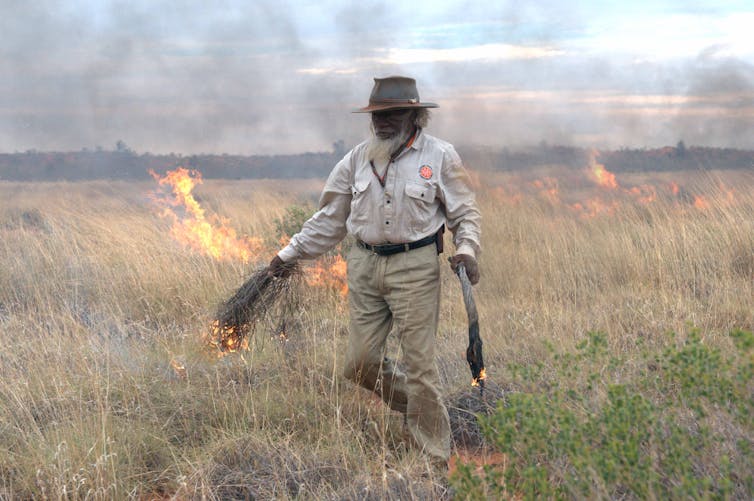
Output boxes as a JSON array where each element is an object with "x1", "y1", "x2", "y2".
[{"x1": 0, "y1": 166, "x2": 752, "y2": 500}]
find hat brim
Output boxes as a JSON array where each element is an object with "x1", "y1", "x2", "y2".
[{"x1": 352, "y1": 102, "x2": 439, "y2": 113}]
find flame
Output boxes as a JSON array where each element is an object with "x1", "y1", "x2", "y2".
[
  {"x1": 206, "y1": 320, "x2": 250, "y2": 355},
  {"x1": 449, "y1": 451, "x2": 506, "y2": 478},
  {"x1": 719, "y1": 182, "x2": 735, "y2": 203},
  {"x1": 471, "y1": 367, "x2": 487, "y2": 387},
  {"x1": 693, "y1": 195, "x2": 710, "y2": 209},
  {"x1": 532, "y1": 177, "x2": 560, "y2": 204},
  {"x1": 626, "y1": 184, "x2": 657, "y2": 205},
  {"x1": 305, "y1": 254, "x2": 348, "y2": 296},
  {"x1": 148, "y1": 167, "x2": 356, "y2": 359},
  {"x1": 489, "y1": 186, "x2": 523, "y2": 206},
  {"x1": 150, "y1": 167, "x2": 263, "y2": 262},
  {"x1": 170, "y1": 358, "x2": 187, "y2": 379},
  {"x1": 571, "y1": 197, "x2": 619, "y2": 218},
  {"x1": 482, "y1": 148, "x2": 735, "y2": 218},
  {"x1": 587, "y1": 151, "x2": 618, "y2": 190}
]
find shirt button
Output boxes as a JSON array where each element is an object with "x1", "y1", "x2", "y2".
[
  {"x1": 385, "y1": 221, "x2": 390, "y2": 225},
  {"x1": 386, "y1": 200, "x2": 391, "y2": 204}
]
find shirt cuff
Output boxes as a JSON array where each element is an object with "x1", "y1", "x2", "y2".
[
  {"x1": 455, "y1": 243, "x2": 476, "y2": 260},
  {"x1": 277, "y1": 244, "x2": 300, "y2": 263}
]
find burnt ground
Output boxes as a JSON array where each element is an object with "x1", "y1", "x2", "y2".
[{"x1": 447, "y1": 378, "x2": 507, "y2": 453}]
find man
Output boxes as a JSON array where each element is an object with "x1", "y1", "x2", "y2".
[{"x1": 269, "y1": 76, "x2": 481, "y2": 465}]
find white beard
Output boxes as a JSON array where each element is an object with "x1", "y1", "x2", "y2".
[{"x1": 366, "y1": 125, "x2": 412, "y2": 165}]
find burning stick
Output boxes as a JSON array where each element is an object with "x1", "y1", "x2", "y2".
[
  {"x1": 209, "y1": 263, "x2": 298, "y2": 353},
  {"x1": 454, "y1": 262, "x2": 486, "y2": 395}
]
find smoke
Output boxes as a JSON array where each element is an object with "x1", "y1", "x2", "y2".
[
  {"x1": 1, "y1": 1, "x2": 333, "y2": 153},
  {"x1": 1, "y1": 1, "x2": 752, "y2": 154},
  {"x1": 670, "y1": 56, "x2": 754, "y2": 147}
]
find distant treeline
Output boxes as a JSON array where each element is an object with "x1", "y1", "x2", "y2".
[
  {"x1": 0, "y1": 150, "x2": 337, "y2": 182},
  {"x1": 1, "y1": 142, "x2": 751, "y2": 181},
  {"x1": 460, "y1": 142, "x2": 754, "y2": 173}
]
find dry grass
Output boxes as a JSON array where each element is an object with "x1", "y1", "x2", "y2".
[{"x1": 0, "y1": 167, "x2": 752, "y2": 499}]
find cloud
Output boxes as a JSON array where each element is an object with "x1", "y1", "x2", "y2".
[
  {"x1": 379, "y1": 43, "x2": 564, "y2": 64},
  {"x1": 297, "y1": 43, "x2": 563, "y2": 76}
]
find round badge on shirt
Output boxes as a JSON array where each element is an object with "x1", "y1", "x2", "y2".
[{"x1": 419, "y1": 165, "x2": 433, "y2": 180}]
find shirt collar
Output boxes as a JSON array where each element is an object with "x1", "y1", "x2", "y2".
[
  {"x1": 389, "y1": 128, "x2": 424, "y2": 163},
  {"x1": 409, "y1": 127, "x2": 426, "y2": 151}
]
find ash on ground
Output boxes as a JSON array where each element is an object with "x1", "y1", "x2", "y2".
[{"x1": 446, "y1": 378, "x2": 506, "y2": 451}]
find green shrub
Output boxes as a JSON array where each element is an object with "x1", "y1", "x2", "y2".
[
  {"x1": 273, "y1": 204, "x2": 316, "y2": 241},
  {"x1": 452, "y1": 328, "x2": 753, "y2": 500},
  {"x1": 273, "y1": 204, "x2": 353, "y2": 258}
]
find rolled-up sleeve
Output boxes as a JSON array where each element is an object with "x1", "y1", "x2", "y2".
[
  {"x1": 278, "y1": 153, "x2": 353, "y2": 262},
  {"x1": 439, "y1": 147, "x2": 481, "y2": 259}
]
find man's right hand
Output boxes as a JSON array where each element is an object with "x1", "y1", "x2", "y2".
[
  {"x1": 267, "y1": 255, "x2": 292, "y2": 278},
  {"x1": 449, "y1": 254, "x2": 480, "y2": 285}
]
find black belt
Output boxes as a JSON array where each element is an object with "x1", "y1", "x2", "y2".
[{"x1": 357, "y1": 234, "x2": 437, "y2": 256}]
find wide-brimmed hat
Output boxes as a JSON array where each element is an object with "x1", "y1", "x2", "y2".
[{"x1": 353, "y1": 76, "x2": 439, "y2": 113}]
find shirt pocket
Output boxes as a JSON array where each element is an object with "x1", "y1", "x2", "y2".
[
  {"x1": 403, "y1": 182, "x2": 437, "y2": 232},
  {"x1": 349, "y1": 178, "x2": 371, "y2": 225}
]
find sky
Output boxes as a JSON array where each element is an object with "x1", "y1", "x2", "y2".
[{"x1": 1, "y1": 0, "x2": 753, "y2": 154}]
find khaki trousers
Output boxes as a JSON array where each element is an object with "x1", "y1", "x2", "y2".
[{"x1": 343, "y1": 243, "x2": 451, "y2": 461}]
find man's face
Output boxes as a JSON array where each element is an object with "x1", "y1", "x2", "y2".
[{"x1": 371, "y1": 109, "x2": 414, "y2": 140}]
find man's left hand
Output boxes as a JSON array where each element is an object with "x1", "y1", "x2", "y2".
[{"x1": 449, "y1": 254, "x2": 480, "y2": 285}]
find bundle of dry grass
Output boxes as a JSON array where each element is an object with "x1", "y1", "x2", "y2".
[{"x1": 208, "y1": 263, "x2": 299, "y2": 353}]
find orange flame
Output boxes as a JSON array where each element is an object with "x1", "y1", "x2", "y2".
[
  {"x1": 489, "y1": 186, "x2": 523, "y2": 206},
  {"x1": 206, "y1": 320, "x2": 250, "y2": 355},
  {"x1": 571, "y1": 197, "x2": 619, "y2": 218},
  {"x1": 149, "y1": 167, "x2": 354, "y2": 358},
  {"x1": 626, "y1": 184, "x2": 657, "y2": 205},
  {"x1": 305, "y1": 254, "x2": 348, "y2": 297},
  {"x1": 693, "y1": 195, "x2": 710, "y2": 209},
  {"x1": 471, "y1": 367, "x2": 487, "y2": 387},
  {"x1": 449, "y1": 451, "x2": 506, "y2": 478},
  {"x1": 170, "y1": 358, "x2": 187, "y2": 379},
  {"x1": 481, "y1": 148, "x2": 737, "y2": 217},
  {"x1": 719, "y1": 182, "x2": 735, "y2": 203},
  {"x1": 587, "y1": 151, "x2": 618, "y2": 190},
  {"x1": 150, "y1": 167, "x2": 263, "y2": 262},
  {"x1": 532, "y1": 177, "x2": 560, "y2": 204}
]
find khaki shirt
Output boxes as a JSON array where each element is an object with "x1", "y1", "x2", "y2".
[{"x1": 278, "y1": 130, "x2": 481, "y2": 262}]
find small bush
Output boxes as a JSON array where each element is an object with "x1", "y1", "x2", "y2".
[
  {"x1": 273, "y1": 204, "x2": 315, "y2": 242},
  {"x1": 451, "y1": 328, "x2": 754, "y2": 500},
  {"x1": 273, "y1": 203, "x2": 353, "y2": 258}
]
